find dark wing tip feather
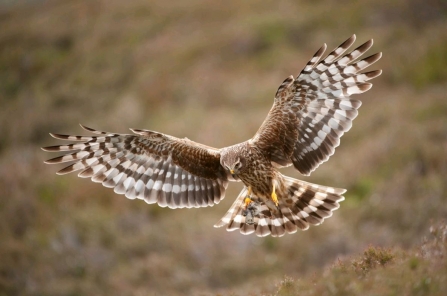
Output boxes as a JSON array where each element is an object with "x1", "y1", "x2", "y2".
[
  {"x1": 358, "y1": 82, "x2": 373, "y2": 92},
  {"x1": 316, "y1": 43, "x2": 327, "y2": 57},
  {"x1": 130, "y1": 128, "x2": 159, "y2": 137},
  {"x1": 303, "y1": 43, "x2": 328, "y2": 72},
  {"x1": 313, "y1": 43, "x2": 327, "y2": 63},
  {"x1": 340, "y1": 34, "x2": 356, "y2": 49},
  {"x1": 41, "y1": 145, "x2": 62, "y2": 152},
  {"x1": 44, "y1": 155, "x2": 63, "y2": 164},
  {"x1": 79, "y1": 124, "x2": 107, "y2": 134},
  {"x1": 129, "y1": 128, "x2": 142, "y2": 134},
  {"x1": 56, "y1": 165, "x2": 77, "y2": 175},
  {"x1": 79, "y1": 123, "x2": 93, "y2": 131},
  {"x1": 358, "y1": 39, "x2": 373, "y2": 52},
  {"x1": 363, "y1": 52, "x2": 382, "y2": 65},
  {"x1": 364, "y1": 69, "x2": 382, "y2": 80}
]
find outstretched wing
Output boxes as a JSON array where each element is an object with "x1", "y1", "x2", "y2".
[
  {"x1": 42, "y1": 125, "x2": 228, "y2": 209},
  {"x1": 251, "y1": 35, "x2": 382, "y2": 175}
]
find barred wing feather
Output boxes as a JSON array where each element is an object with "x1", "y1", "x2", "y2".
[
  {"x1": 252, "y1": 34, "x2": 382, "y2": 175},
  {"x1": 42, "y1": 125, "x2": 228, "y2": 209}
]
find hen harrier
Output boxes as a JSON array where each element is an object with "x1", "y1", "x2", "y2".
[{"x1": 43, "y1": 35, "x2": 381, "y2": 237}]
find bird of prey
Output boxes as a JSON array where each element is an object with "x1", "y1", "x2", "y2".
[{"x1": 42, "y1": 35, "x2": 381, "y2": 237}]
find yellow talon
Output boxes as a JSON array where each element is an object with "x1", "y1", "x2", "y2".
[
  {"x1": 272, "y1": 192, "x2": 278, "y2": 206},
  {"x1": 244, "y1": 186, "x2": 253, "y2": 208},
  {"x1": 272, "y1": 183, "x2": 279, "y2": 206}
]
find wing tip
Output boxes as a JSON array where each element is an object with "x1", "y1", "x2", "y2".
[
  {"x1": 79, "y1": 124, "x2": 108, "y2": 135},
  {"x1": 41, "y1": 145, "x2": 62, "y2": 152},
  {"x1": 339, "y1": 188, "x2": 347, "y2": 195},
  {"x1": 56, "y1": 169, "x2": 70, "y2": 175},
  {"x1": 364, "y1": 69, "x2": 382, "y2": 80},
  {"x1": 359, "y1": 82, "x2": 373, "y2": 92},
  {"x1": 49, "y1": 133, "x2": 70, "y2": 140},
  {"x1": 79, "y1": 123, "x2": 93, "y2": 132},
  {"x1": 343, "y1": 34, "x2": 357, "y2": 47},
  {"x1": 44, "y1": 158, "x2": 59, "y2": 164},
  {"x1": 374, "y1": 51, "x2": 383, "y2": 60},
  {"x1": 364, "y1": 52, "x2": 382, "y2": 65}
]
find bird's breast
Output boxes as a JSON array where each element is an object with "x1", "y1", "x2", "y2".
[{"x1": 239, "y1": 168, "x2": 273, "y2": 197}]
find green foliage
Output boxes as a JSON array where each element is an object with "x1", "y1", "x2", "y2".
[{"x1": 352, "y1": 246, "x2": 395, "y2": 275}]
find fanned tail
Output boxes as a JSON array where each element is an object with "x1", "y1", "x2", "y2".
[{"x1": 214, "y1": 175, "x2": 345, "y2": 237}]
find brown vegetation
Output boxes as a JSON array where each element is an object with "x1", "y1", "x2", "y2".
[{"x1": 1, "y1": 0, "x2": 446, "y2": 295}]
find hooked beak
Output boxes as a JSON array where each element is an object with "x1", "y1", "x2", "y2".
[{"x1": 230, "y1": 169, "x2": 234, "y2": 175}]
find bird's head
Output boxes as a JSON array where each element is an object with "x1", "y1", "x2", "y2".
[{"x1": 221, "y1": 151, "x2": 245, "y2": 177}]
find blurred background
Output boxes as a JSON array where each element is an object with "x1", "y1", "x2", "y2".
[{"x1": 1, "y1": 0, "x2": 446, "y2": 295}]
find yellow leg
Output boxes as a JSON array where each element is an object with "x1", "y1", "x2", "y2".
[
  {"x1": 272, "y1": 183, "x2": 279, "y2": 206},
  {"x1": 244, "y1": 186, "x2": 252, "y2": 207}
]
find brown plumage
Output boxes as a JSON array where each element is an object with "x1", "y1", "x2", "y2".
[{"x1": 42, "y1": 35, "x2": 382, "y2": 237}]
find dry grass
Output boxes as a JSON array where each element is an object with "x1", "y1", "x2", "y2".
[
  {"x1": 1, "y1": 0, "x2": 446, "y2": 295},
  {"x1": 275, "y1": 222, "x2": 447, "y2": 296}
]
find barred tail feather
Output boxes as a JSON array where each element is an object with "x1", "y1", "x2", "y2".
[{"x1": 214, "y1": 175, "x2": 345, "y2": 237}]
